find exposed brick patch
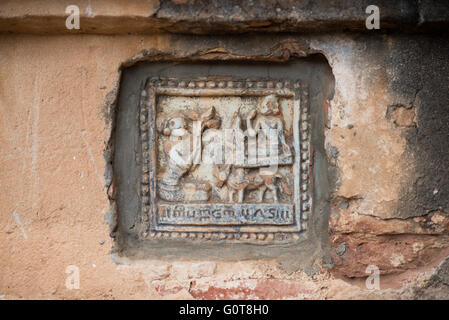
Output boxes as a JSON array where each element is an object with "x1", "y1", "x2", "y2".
[
  {"x1": 153, "y1": 280, "x2": 189, "y2": 296},
  {"x1": 330, "y1": 234, "x2": 449, "y2": 277},
  {"x1": 189, "y1": 279, "x2": 314, "y2": 300},
  {"x1": 387, "y1": 104, "x2": 416, "y2": 127}
]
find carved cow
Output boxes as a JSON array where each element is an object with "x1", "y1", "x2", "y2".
[{"x1": 214, "y1": 164, "x2": 291, "y2": 203}]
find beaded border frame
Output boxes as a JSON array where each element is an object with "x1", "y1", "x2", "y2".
[{"x1": 138, "y1": 78, "x2": 311, "y2": 243}]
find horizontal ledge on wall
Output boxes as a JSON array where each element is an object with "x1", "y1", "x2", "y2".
[{"x1": 0, "y1": 0, "x2": 448, "y2": 35}]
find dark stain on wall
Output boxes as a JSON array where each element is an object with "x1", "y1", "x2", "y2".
[{"x1": 387, "y1": 34, "x2": 449, "y2": 219}]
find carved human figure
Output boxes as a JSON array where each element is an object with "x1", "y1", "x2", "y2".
[
  {"x1": 161, "y1": 118, "x2": 195, "y2": 183},
  {"x1": 245, "y1": 94, "x2": 292, "y2": 203},
  {"x1": 246, "y1": 94, "x2": 291, "y2": 159},
  {"x1": 157, "y1": 117, "x2": 196, "y2": 201},
  {"x1": 157, "y1": 107, "x2": 218, "y2": 202}
]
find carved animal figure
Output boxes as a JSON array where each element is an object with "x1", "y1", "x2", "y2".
[
  {"x1": 214, "y1": 165, "x2": 291, "y2": 203},
  {"x1": 214, "y1": 165, "x2": 247, "y2": 202}
]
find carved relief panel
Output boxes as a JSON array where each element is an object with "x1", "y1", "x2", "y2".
[{"x1": 138, "y1": 78, "x2": 311, "y2": 243}]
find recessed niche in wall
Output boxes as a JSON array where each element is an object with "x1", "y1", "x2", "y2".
[{"x1": 112, "y1": 58, "x2": 333, "y2": 262}]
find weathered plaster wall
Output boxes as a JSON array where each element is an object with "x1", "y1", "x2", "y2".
[{"x1": 0, "y1": 32, "x2": 448, "y2": 299}]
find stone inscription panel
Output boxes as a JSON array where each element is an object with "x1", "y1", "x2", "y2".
[
  {"x1": 139, "y1": 78, "x2": 311, "y2": 242},
  {"x1": 157, "y1": 204, "x2": 295, "y2": 226}
]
